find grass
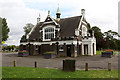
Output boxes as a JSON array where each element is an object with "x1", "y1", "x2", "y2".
[
  {"x1": 96, "y1": 50, "x2": 119, "y2": 55},
  {"x1": 2, "y1": 67, "x2": 118, "y2": 78}
]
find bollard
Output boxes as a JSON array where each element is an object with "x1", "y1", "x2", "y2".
[
  {"x1": 13, "y1": 60, "x2": 16, "y2": 67},
  {"x1": 108, "y1": 63, "x2": 111, "y2": 71},
  {"x1": 35, "y1": 61, "x2": 37, "y2": 68},
  {"x1": 85, "y1": 63, "x2": 88, "y2": 71}
]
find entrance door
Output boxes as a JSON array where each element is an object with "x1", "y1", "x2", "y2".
[
  {"x1": 38, "y1": 46, "x2": 41, "y2": 55},
  {"x1": 84, "y1": 44, "x2": 88, "y2": 55},
  {"x1": 67, "y1": 45, "x2": 71, "y2": 57}
]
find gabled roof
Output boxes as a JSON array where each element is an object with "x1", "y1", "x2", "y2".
[
  {"x1": 29, "y1": 16, "x2": 82, "y2": 40},
  {"x1": 29, "y1": 22, "x2": 43, "y2": 40},
  {"x1": 59, "y1": 16, "x2": 82, "y2": 37}
]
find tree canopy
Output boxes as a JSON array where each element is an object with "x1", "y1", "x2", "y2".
[
  {"x1": 1, "y1": 18, "x2": 10, "y2": 41},
  {"x1": 90, "y1": 25, "x2": 120, "y2": 50},
  {"x1": 23, "y1": 23, "x2": 34, "y2": 36},
  {"x1": 21, "y1": 23, "x2": 34, "y2": 41}
]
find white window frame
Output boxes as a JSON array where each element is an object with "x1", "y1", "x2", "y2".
[
  {"x1": 82, "y1": 25, "x2": 87, "y2": 37},
  {"x1": 43, "y1": 25, "x2": 55, "y2": 41},
  {"x1": 59, "y1": 45, "x2": 64, "y2": 51}
]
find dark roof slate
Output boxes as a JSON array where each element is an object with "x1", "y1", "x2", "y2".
[
  {"x1": 29, "y1": 16, "x2": 82, "y2": 40},
  {"x1": 29, "y1": 22, "x2": 43, "y2": 40},
  {"x1": 59, "y1": 16, "x2": 81, "y2": 37}
]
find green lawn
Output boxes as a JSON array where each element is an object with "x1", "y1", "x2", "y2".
[{"x1": 2, "y1": 67, "x2": 118, "y2": 78}]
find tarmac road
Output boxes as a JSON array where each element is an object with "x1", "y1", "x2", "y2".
[{"x1": 2, "y1": 53, "x2": 119, "y2": 70}]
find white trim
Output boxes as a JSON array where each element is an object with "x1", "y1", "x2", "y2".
[
  {"x1": 20, "y1": 42, "x2": 29, "y2": 45},
  {"x1": 55, "y1": 28, "x2": 60, "y2": 31},
  {"x1": 82, "y1": 21, "x2": 87, "y2": 25},
  {"x1": 39, "y1": 29, "x2": 43, "y2": 33},
  {"x1": 49, "y1": 16, "x2": 59, "y2": 26},
  {"x1": 78, "y1": 15, "x2": 84, "y2": 30},
  {"x1": 59, "y1": 49, "x2": 64, "y2": 51},
  {"x1": 73, "y1": 41, "x2": 77, "y2": 44},
  {"x1": 27, "y1": 24, "x2": 37, "y2": 39},
  {"x1": 42, "y1": 25, "x2": 55, "y2": 41},
  {"x1": 20, "y1": 40, "x2": 82, "y2": 45},
  {"x1": 44, "y1": 15, "x2": 59, "y2": 26},
  {"x1": 43, "y1": 21, "x2": 53, "y2": 24}
]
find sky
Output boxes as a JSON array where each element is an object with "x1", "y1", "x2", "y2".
[{"x1": 0, "y1": 0, "x2": 119, "y2": 46}]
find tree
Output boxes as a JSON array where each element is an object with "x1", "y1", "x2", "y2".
[
  {"x1": 87, "y1": 23, "x2": 92, "y2": 36},
  {"x1": 104, "y1": 30, "x2": 119, "y2": 40},
  {"x1": 2, "y1": 18, "x2": 10, "y2": 41},
  {"x1": 21, "y1": 23, "x2": 34, "y2": 41},
  {"x1": 104, "y1": 30, "x2": 120, "y2": 50},
  {"x1": 23, "y1": 23, "x2": 34, "y2": 36},
  {"x1": 116, "y1": 39, "x2": 120, "y2": 50},
  {"x1": 91, "y1": 26, "x2": 104, "y2": 50},
  {"x1": 91, "y1": 26, "x2": 103, "y2": 39}
]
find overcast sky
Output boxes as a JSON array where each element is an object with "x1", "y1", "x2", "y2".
[{"x1": 0, "y1": 0, "x2": 119, "y2": 46}]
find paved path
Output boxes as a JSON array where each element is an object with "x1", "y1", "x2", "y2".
[{"x1": 2, "y1": 53, "x2": 119, "y2": 70}]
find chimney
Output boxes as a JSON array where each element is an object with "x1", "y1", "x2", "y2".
[
  {"x1": 37, "y1": 13, "x2": 40, "y2": 24},
  {"x1": 48, "y1": 10, "x2": 50, "y2": 16},
  {"x1": 81, "y1": 9, "x2": 85, "y2": 16}
]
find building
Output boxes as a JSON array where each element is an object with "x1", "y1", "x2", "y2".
[{"x1": 20, "y1": 8, "x2": 96, "y2": 57}]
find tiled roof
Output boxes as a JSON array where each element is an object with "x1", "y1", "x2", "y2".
[
  {"x1": 29, "y1": 16, "x2": 82, "y2": 40},
  {"x1": 59, "y1": 16, "x2": 81, "y2": 37}
]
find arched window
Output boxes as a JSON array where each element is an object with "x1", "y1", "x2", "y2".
[
  {"x1": 82, "y1": 25, "x2": 87, "y2": 37},
  {"x1": 44, "y1": 27, "x2": 54, "y2": 40}
]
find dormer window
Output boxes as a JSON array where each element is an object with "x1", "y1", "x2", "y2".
[{"x1": 43, "y1": 25, "x2": 55, "y2": 41}]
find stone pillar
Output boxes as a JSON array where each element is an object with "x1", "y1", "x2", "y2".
[
  {"x1": 74, "y1": 44, "x2": 77, "y2": 57},
  {"x1": 88, "y1": 43, "x2": 92, "y2": 55},
  {"x1": 33, "y1": 45, "x2": 39, "y2": 55},
  {"x1": 94, "y1": 43, "x2": 96, "y2": 55},
  {"x1": 82, "y1": 43, "x2": 84, "y2": 55}
]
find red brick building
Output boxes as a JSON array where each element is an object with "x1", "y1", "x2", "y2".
[{"x1": 20, "y1": 8, "x2": 96, "y2": 57}]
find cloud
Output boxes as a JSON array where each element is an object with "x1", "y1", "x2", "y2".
[
  {"x1": 23, "y1": 0, "x2": 119, "y2": 33},
  {"x1": 0, "y1": 0, "x2": 119, "y2": 45},
  {"x1": 0, "y1": 0, "x2": 48, "y2": 45}
]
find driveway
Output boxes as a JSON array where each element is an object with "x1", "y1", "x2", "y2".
[{"x1": 2, "y1": 53, "x2": 119, "y2": 70}]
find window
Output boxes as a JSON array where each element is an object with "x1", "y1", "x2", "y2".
[
  {"x1": 44, "y1": 27, "x2": 54, "y2": 40},
  {"x1": 59, "y1": 45, "x2": 64, "y2": 51},
  {"x1": 82, "y1": 25, "x2": 87, "y2": 37},
  {"x1": 75, "y1": 29, "x2": 79, "y2": 36}
]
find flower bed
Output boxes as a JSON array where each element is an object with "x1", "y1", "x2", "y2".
[
  {"x1": 18, "y1": 50, "x2": 29, "y2": 57},
  {"x1": 44, "y1": 52, "x2": 56, "y2": 59},
  {"x1": 105, "y1": 49, "x2": 114, "y2": 55}
]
